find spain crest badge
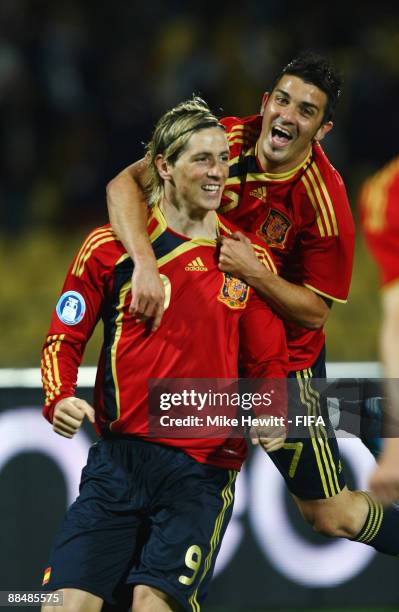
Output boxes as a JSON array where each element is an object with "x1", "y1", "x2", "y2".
[
  {"x1": 218, "y1": 273, "x2": 249, "y2": 309},
  {"x1": 257, "y1": 208, "x2": 291, "y2": 248}
]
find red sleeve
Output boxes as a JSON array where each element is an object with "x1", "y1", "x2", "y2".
[
  {"x1": 239, "y1": 291, "x2": 289, "y2": 420},
  {"x1": 362, "y1": 228, "x2": 399, "y2": 288},
  {"x1": 359, "y1": 168, "x2": 399, "y2": 288},
  {"x1": 220, "y1": 116, "x2": 239, "y2": 132},
  {"x1": 298, "y1": 152, "x2": 355, "y2": 302},
  {"x1": 41, "y1": 227, "x2": 120, "y2": 422}
]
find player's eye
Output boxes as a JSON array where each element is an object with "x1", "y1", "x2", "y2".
[
  {"x1": 276, "y1": 95, "x2": 289, "y2": 105},
  {"x1": 301, "y1": 106, "x2": 315, "y2": 118}
]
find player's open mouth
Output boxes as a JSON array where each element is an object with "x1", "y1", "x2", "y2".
[{"x1": 271, "y1": 126, "x2": 293, "y2": 147}]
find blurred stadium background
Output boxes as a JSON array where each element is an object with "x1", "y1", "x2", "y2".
[{"x1": 1, "y1": 1, "x2": 399, "y2": 610}]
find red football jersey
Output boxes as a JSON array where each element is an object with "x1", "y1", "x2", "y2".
[
  {"x1": 359, "y1": 156, "x2": 399, "y2": 288},
  {"x1": 41, "y1": 207, "x2": 288, "y2": 470},
  {"x1": 220, "y1": 114, "x2": 355, "y2": 370}
]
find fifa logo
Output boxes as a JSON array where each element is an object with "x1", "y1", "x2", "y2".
[
  {"x1": 61, "y1": 297, "x2": 79, "y2": 322},
  {"x1": 56, "y1": 290, "x2": 86, "y2": 326}
]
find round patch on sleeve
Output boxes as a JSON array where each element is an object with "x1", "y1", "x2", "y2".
[{"x1": 56, "y1": 291, "x2": 86, "y2": 325}]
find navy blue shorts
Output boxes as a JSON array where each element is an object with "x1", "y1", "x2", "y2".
[
  {"x1": 42, "y1": 437, "x2": 237, "y2": 611},
  {"x1": 268, "y1": 346, "x2": 346, "y2": 499}
]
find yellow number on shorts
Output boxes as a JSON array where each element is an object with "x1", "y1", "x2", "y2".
[
  {"x1": 160, "y1": 274, "x2": 171, "y2": 310},
  {"x1": 283, "y1": 441, "x2": 304, "y2": 478},
  {"x1": 178, "y1": 545, "x2": 202, "y2": 585}
]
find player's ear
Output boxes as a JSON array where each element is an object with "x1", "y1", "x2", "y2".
[
  {"x1": 155, "y1": 155, "x2": 172, "y2": 180},
  {"x1": 260, "y1": 92, "x2": 270, "y2": 115},
  {"x1": 314, "y1": 121, "x2": 333, "y2": 143}
]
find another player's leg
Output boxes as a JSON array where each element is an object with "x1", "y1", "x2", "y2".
[
  {"x1": 292, "y1": 487, "x2": 368, "y2": 538},
  {"x1": 327, "y1": 388, "x2": 384, "y2": 458},
  {"x1": 42, "y1": 588, "x2": 102, "y2": 612},
  {"x1": 294, "y1": 485, "x2": 399, "y2": 555},
  {"x1": 132, "y1": 585, "x2": 183, "y2": 611},
  {"x1": 268, "y1": 349, "x2": 399, "y2": 556}
]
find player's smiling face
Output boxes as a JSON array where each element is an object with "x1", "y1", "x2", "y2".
[
  {"x1": 257, "y1": 75, "x2": 333, "y2": 173},
  {"x1": 168, "y1": 127, "x2": 229, "y2": 213}
]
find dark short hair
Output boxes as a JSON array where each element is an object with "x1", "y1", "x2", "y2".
[{"x1": 271, "y1": 51, "x2": 343, "y2": 123}]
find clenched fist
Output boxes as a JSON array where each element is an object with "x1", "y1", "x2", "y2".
[{"x1": 53, "y1": 397, "x2": 95, "y2": 438}]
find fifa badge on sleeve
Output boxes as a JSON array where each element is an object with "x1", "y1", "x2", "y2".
[{"x1": 56, "y1": 291, "x2": 86, "y2": 325}]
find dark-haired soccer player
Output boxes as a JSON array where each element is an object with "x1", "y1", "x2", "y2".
[
  {"x1": 40, "y1": 97, "x2": 288, "y2": 612},
  {"x1": 360, "y1": 155, "x2": 399, "y2": 504},
  {"x1": 106, "y1": 51, "x2": 399, "y2": 557}
]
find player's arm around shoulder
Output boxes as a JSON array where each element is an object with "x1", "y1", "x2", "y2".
[{"x1": 106, "y1": 159, "x2": 165, "y2": 330}]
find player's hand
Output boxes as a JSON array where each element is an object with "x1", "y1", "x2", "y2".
[
  {"x1": 249, "y1": 414, "x2": 286, "y2": 453},
  {"x1": 219, "y1": 232, "x2": 263, "y2": 281},
  {"x1": 369, "y1": 441, "x2": 399, "y2": 504},
  {"x1": 53, "y1": 397, "x2": 95, "y2": 439},
  {"x1": 130, "y1": 261, "x2": 165, "y2": 332}
]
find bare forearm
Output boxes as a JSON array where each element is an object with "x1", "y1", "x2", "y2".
[
  {"x1": 246, "y1": 267, "x2": 329, "y2": 329},
  {"x1": 106, "y1": 162, "x2": 155, "y2": 264},
  {"x1": 380, "y1": 296, "x2": 399, "y2": 434},
  {"x1": 369, "y1": 287, "x2": 399, "y2": 503},
  {"x1": 380, "y1": 311, "x2": 399, "y2": 378},
  {"x1": 106, "y1": 161, "x2": 165, "y2": 327}
]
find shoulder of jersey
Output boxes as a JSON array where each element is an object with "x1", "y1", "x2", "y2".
[
  {"x1": 296, "y1": 143, "x2": 352, "y2": 238},
  {"x1": 310, "y1": 142, "x2": 345, "y2": 185},
  {"x1": 359, "y1": 156, "x2": 399, "y2": 233},
  {"x1": 71, "y1": 225, "x2": 124, "y2": 277},
  {"x1": 299, "y1": 142, "x2": 347, "y2": 201},
  {"x1": 221, "y1": 114, "x2": 262, "y2": 152},
  {"x1": 217, "y1": 214, "x2": 277, "y2": 274},
  {"x1": 361, "y1": 156, "x2": 399, "y2": 196}
]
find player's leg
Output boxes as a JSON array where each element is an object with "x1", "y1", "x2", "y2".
[
  {"x1": 326, "y1": 379, "x2": 384, "y2": 458},
  {"x1": 359, "y1": 395, "x2": 384, "y2": 457},
  {"x1": 42, "y1": 588, "x2": 102, "y2": 612},
  {"x1": 132, "y1": 585, "x2": 183, "y2": 611},
  {"x1": 293, "y1": 486, "x2": 369, "y2": 538},
  {"x1": 41, "y1": 439, "x2": 150, "y2": 607},
  {"x1": 128, "y1": 446, "x2": 237, "y2": 612},
  {"x1": 293, "y1": 485, "x2": 399, "y2": 555},
  {"x1": 268, "y1": 350, "x2": 399, "y2": 555}
]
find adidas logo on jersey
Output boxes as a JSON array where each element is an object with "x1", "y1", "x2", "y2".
[
  {"x1": 250, "y1": 186, "x2": 267, "y2": 202},
  {"x1": 185, "y1": 257, "x2": 208, "y2": 271}
]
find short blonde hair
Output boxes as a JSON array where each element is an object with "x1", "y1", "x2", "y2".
[{"x1": 145, "y1": 96, "x2": 224, "y2": 204}]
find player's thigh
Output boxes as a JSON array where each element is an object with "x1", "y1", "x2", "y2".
[
  {"x1": 133, "y1": 585, "x2": 183, "y2": 612},
  {"x1": 269, "y1": 361, "x2": 346, "y2": 499},
  {"x1": 42, "y1": 588, "x2": 102, "y2": 612},
  {"x1": 41, "y1": 439, "x2": 149, "y2": 604},
  {"x1": 129, "y1": 460, "x2": 237, "y2": 612},
  {"x1": 293, "y1": 486, "x2": 369, "y2": 537},
  {"x1": 269, "y1": 431, "x2": 345, "y2": 499}
]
